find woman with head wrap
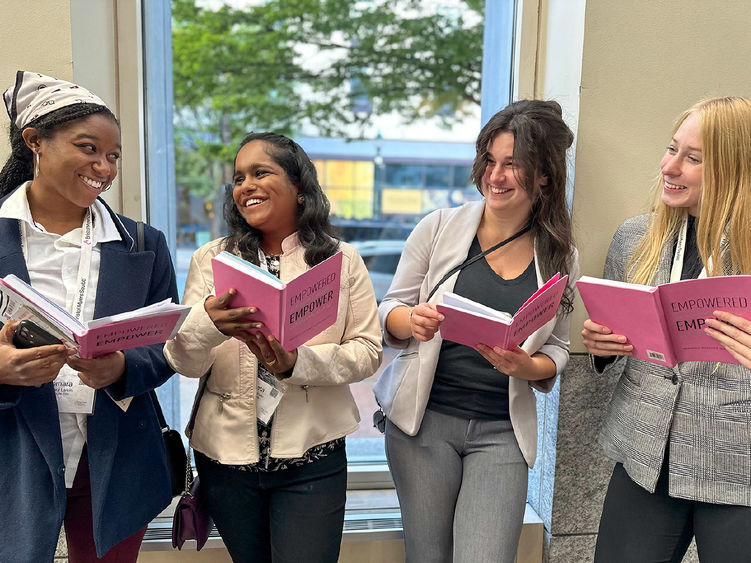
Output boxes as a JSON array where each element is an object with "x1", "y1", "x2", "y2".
[{"x1": 0, "y1": 71, "x2": 179, "y2": 562}]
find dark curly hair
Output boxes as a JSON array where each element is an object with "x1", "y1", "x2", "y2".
[
  {"x1": 223, "y1": 132, "x2": 339, "y2": 267},
  {"x1": 0, "y1": 103, "x2": 118, "y2": 198},
  {"x1": 471, "y1": 99, "x2": 576, "y2": 313}
]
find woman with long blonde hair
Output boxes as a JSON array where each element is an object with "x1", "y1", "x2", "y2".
[{"x1": 582, "y1": 96, "x2": 751, "y2": 561}]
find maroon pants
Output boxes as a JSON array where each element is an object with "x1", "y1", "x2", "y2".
[{"x1": 64, "y1": 448, "x2": 146, "y2": 562}]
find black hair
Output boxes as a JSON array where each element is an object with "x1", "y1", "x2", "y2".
[
  {"x1": 471, "y1": 99, "x2": 576, "y2": 313},
  {"x1": 0, "y1": 103, "x2": 118, "y2": 198},
  {"x1": 223, "y1": 132, "x2": 339, "y2": 267}
]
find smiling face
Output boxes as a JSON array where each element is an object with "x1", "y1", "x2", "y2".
[
  {"x1": 660, "y1": 113, "x2": 703, "y2": 215},
  {"x1": 232, "y1": 140, "x2": 300, "y2": 240},
  {"x1": 26, "y1": 113, "x2": 121, "y2": 210},
  {"x1": 480, "y1": 131, "x2": 535, "y2": 220}
]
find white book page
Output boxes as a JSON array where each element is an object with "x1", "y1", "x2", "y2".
[
  {"x1": 577, "y1": 275, "x2": 654, "y2": 291},
  {"x1": 85, "y1": 299, "x2": 188, "y2": 328},
  {"x1": 441, "y1": 292, "x2": 512, "y2": 322}
]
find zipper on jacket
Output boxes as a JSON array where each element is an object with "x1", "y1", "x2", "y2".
[
  {"x1": 207, "y1": 388, "x2": 232, "y2": 412},
  {"x1": 302, "y1": 385, "x2": 309, "y2": 402}
]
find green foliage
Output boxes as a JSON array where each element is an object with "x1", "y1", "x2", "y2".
[{"x1": 172, "y1": 0, "x2": 484, "y2": 201}]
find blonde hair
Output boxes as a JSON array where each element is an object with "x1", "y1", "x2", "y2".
[{"x1": 627, "y1": 97, "x2": 751, "y2": 284}]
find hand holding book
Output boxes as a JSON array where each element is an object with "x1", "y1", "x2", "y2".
[
  {"x1": 705, "y1": 310, "x2": 751, "y2": 369},
  {"x1": 203, "y1": 288, "x2": 261, "y2": 341},
  {"x1": 0, "y1": 320, "x2": 70, "y2": 387},
  {"x1": 580, "y1": 318, "x2": 634, "y2": 358}
]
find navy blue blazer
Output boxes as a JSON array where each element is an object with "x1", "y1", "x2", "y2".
[{"x1": 0, "y1": 192, "x2": 179, "y2": 560}]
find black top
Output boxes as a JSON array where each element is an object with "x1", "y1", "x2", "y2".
[
  {"x1": 679, "y1": 215, "x2": 703, "y2": 280},
  {"x1": 427, "y1": 236, "x2": 538, "y2": 420}
]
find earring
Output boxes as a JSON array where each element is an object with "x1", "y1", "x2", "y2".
[
  {"x1": 34, "y1": 152, "x2": 40, "y2": 178},
  {"x1": 298, "y1": 195, "x2": 304, "y2": 204}
]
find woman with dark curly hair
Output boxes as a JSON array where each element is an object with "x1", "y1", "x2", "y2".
[
  {"x1": 164, "y1": 132, "x2": 382, "y2": 562},
  {"x1": 375, "y1": 100, "x2": 579, "y2": 563},
  {"x1": 0, "y1": 71, "x2": 178, "y2": 562}
]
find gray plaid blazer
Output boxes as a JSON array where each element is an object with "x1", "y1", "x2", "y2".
[{"x1": 596, "y1": 214, "x2": 751, "y2": 506}]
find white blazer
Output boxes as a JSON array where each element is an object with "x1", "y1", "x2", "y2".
[{"x1": 374, "y1": 201, "x2": 579, "y2": 468}]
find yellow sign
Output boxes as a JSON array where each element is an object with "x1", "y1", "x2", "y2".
[{"x1": 381, "y1": 189, "x2": 422, "y2": 214}]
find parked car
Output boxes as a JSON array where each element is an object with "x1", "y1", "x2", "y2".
[{"x1": 350, "y1": 239, "x2": 406, "y2": 302}]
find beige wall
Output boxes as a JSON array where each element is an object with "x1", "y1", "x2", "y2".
[
  {"x1": 569, "y1": 0, "x2": 751, "y2": 352},
  {"x1": 0, "y1": 1, "x2": 73, "y2": 160}
]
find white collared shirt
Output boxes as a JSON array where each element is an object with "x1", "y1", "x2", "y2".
[{"x1": 0, "y1": 183, "x2": 121, "y2": 486}]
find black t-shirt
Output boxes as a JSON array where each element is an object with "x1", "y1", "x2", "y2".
[
  {"x1": 679, "y1": 215, "x2": 703, "y2": 280},
  {"x1": 427, "y1": 236, "x2": 538, "y2": 420}
]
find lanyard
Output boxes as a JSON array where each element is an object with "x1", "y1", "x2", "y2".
[
  {"x1": 669, "y1": 214, "x2": 709, "y2": 283},
  {"x1": 20, "y1": 207, "x2": 95, "y2": 322},
  {"x1": 426, "y1": 223, "x2": 532, "y2": 302}
]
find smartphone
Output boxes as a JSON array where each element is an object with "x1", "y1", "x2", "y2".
[{"x1": 12, "y1": 320, "x2": 63, "y2": 349}]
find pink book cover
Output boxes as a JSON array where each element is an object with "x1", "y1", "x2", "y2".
[
  {"x1": 211, "y1": 251, "x2": 342, "y2": 350},
  {"x1": 77, "y1": 312, "x2": 187, "y2": 358},
  {"x1": 436, "y1": 274, "x2": 568, "y2": 350},
  {"x1": 576, "y1": 276, "x2": 675, "y2": 367},
  {"x1": 0, "y1": 275, "x2": 189, "y2": 358},
  {"x1": 577, "y1": 275, "x2": 751, "y2": 367},
  {"x1": 658, "y1": 275, "x2": 751, "y2": 364}
]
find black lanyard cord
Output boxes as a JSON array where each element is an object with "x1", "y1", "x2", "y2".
[{"x1": 425, "y1": 223, "x2": 532, "y2": 302}]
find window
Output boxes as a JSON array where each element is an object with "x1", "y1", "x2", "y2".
[{"x1": 139, "y1": 0, "x2": 515, "y2": 477}]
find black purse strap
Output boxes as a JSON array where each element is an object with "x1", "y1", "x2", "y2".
[
  {"x1": 187, "y1": 373, "x2": 211, "y2": 434},
  {"x1": 136, "y1": 220, "x2": 145, "y2": 253},
  {"x1": 137, "y1": 222, "x2": 171, "y2": 434},
  {"x1": 426, "y1": 223, "x2": 532, "y2": 302},
  {"x1": 150, "y1": 390, "x2": 169, "y2": 432}
]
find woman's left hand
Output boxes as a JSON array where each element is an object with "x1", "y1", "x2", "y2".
[
  {"x1": 67, "y1": 351, "x2": 126, "y2": 389},
  {"x1": 705, "y1": 310, "x2": 751, "y2": 369},
  {"x1": 475, "y1": 344, "x2": 553, "y2": 381},
  {"x1": 245, "y1": 331, "x2": 298, "y2": 378}
]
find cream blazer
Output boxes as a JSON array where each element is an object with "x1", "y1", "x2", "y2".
[
  {"x1": 164, "y1": 234, "x2": 382, "y2": 463},
  {"x1": 374, "y1": 201, "x2": 579, "y2": 468}
]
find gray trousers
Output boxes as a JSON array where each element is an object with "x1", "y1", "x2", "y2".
[{"x1": 386, "y1": 408, "x2": 528, "y2": 563}]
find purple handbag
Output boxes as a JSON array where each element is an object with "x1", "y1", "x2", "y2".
[
  {"x1": 171, "y1": 471, "x2": 213, "y2": 550},
  {"x1": 171, "y1": 372, "x2": 214, "y2": 551}
]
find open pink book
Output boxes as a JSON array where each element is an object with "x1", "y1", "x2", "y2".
[
  {"x1": 211, "y1": 250, "x2": 342, "y2": 351},
  {"x1": 436, "y1": 273, "x2": 568, "y2": 350},
  {"x1": 0, "y1": 275, "x2": 189, "y2": 358},
  {"x1": 577, "y1": 275, "x2": 751, "y2": 367}
]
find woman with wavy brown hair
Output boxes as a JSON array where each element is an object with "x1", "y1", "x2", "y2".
[{"x1": 375, "y1": 99, "x2": 579, "y2": 563}]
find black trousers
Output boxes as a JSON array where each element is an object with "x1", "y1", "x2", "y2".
[
  {"x1": 595, "y1": 459, "x2": 751, "y2": 563},
  {"x1": 195, "y1": 446, "x2": 347, "y2": 563}
]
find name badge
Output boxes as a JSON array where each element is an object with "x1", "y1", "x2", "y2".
[
  {"x1": 54, "y1": 365, "x2": 96, "y2": 414},
  {"x1": 256, "y1": 370, "x2": 285, "y2": 425}
]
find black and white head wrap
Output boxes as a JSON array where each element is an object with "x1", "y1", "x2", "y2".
[{"x1": 2, "y1": 70, "x2": 108, "y2": 129}]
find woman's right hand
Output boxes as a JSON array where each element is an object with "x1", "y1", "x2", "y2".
[
  {"x1": 204, "y1": 289, "x2": 261, "y2": 338},
  {"x1": 409, "y1": 303, "x2": 445, "y2": 342},
  {"x1": 581, "y1": 319, "x2": 633, "y2": 357},
  {"x1": 0, "y1": 321, "x2": 70, "y2": 386}
]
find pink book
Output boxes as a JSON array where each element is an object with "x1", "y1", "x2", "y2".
[
  {"x1": 0, "y1": 275, "x2": 190, "y2": 358},
  {"x1": 576, "y1": 275, "x2": 751, "y2": 367},
  {"x1": 436, "y1": 273, "x2": 568, "y2": 350},
  {"x1": 211, "y1": 250, "x2": 342, "y2": 350}
]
